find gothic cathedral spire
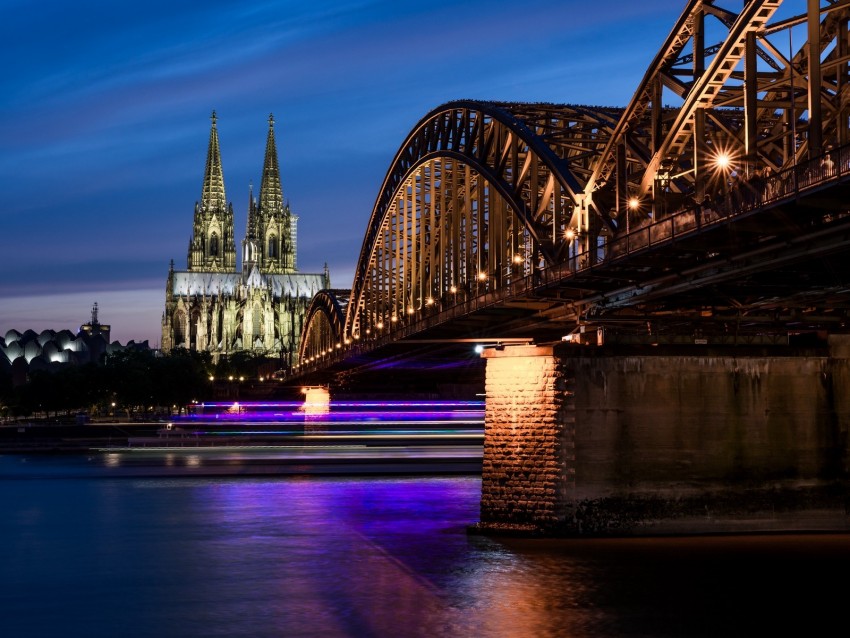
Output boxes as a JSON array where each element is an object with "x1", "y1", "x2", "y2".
[
  {"x1": 259, "y1": 113, "x2": 283, "y2": 217},
  {"x1": 188, "y1": 110, "x2": 237, "y2": 272},
  {"x1": 253, "y1": 113, "x2": 297, "y2": 274},
  {"x1": 242, "y1": 181, "x2": 259, "y2": 271},
  {"x1": 201, "y1": 110, "x2": 226, "y2": 212}
]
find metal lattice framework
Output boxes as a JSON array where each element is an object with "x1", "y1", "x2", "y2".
[
  {"x1": 341, "y1": 100, "x2": 624, "y2": 342},
  {"x1": 586, "y1": 0, "x2": 850, "y2": 239},
  {"x1": 298, "y1": 0, "x2": 850, "y2": 369},
  {"x1": 298, "y1": 290, "x2": 348, "y2": 366}
]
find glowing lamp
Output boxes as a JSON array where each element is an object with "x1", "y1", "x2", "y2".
[
  {"x1": 474, "y1": 344, "x2": 484, "y2": 354},
  {"x1": 566, "y1": 229, "x2": 576, "y2": 241},
  {"x1": 477, "y1": 272, "x2": 487, "y2": 281},
  {"x1": 628, "y1": 197, "x2": 640, "y2": 210},
  {"x1": 450, "y1": 285, "x2": 457, "y2": 294},
  {"x1": 513, "y1": 254, "x2": 523, "y2": 264}
]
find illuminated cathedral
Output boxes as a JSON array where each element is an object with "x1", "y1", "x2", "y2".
[{"x1": 161, "y1": 112, "x2": 328, "y2": 367}]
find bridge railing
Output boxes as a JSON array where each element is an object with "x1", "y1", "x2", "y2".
[{"x1": 606, "y1": 144, "x2": 850, "y2": 261}]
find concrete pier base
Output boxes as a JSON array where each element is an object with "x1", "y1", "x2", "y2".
[{"x1": 475, "y1": 337, "x2": 850, "y2": 536}]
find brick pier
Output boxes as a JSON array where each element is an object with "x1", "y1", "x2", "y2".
[{"x1": 475, "y1": 337, "x2": 850, "y2": 536}]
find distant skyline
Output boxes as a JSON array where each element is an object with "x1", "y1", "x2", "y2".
[{"x1": 1, "y1": 0, "x2": 685, "y2": 345}]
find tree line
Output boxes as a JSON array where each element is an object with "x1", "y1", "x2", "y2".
[{"x1": 0, "y1": 349, "x2": 279, "y2": 420}]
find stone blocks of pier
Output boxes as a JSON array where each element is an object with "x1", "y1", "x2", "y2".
[{"x1": 477, "y1": 336, "x2": 850, "y2": 536}]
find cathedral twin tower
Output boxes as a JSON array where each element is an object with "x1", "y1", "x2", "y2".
[{"x1": 162, "y1": 112, "x2": 328, "y2": 366}]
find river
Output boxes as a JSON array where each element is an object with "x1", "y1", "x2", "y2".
[
  {"x1": 1, "y1": 452, "x2": 848, "y2": 638},
  {"x1": 2, "y1": 401, "x2": 847, "y2": 637}
]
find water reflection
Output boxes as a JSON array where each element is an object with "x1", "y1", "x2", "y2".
[{"x1": 1, "y1": 467, "x2": 847, "y2": 637}]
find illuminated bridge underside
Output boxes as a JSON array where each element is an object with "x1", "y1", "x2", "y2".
[{"x1": 299, "y1": 0, "x2": 850, "y2": 372}]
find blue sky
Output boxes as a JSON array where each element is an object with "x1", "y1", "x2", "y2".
[{"x1": 0, "y1": 0, "x2": 683, "y2": 345}]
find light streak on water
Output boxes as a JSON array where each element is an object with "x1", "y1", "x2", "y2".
[
  {"x1": 73, "y1": 399, "x2": 487, "y2": 474},
  {"x1": 176, "y1": 399, "x2": 485, "y2": 431}
]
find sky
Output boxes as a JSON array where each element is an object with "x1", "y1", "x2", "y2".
[{"x1": 0, "y1": 0, "x2": 685, "y2": 345}]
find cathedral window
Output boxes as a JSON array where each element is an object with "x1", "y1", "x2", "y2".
[
  {"x1": 253, "y1": 305, "x2": 262, "y2": 341},
  {"x1": 210, "y1": 232, "x2": 219, "y2": 257},
  {"x1": 174, "y1": 310, "x2": 186, "y2": 347},
  {"x1": 268, "y1": 235, "x2": 277, "y2": 259}
]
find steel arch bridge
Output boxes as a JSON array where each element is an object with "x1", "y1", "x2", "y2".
[
  {"x1": 297, "y1": 289, "x2": 349, "y2": 365},
  {"x1": 298, "y1": 0, "x2": 850, "y2": 372}
]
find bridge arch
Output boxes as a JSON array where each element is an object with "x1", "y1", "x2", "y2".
[
  {"x1": 343, "y1": 100, "x2": 622, "y2": 341},
  {"x1": 298, "y1": 289, "x2": 349, "y2": 366}
]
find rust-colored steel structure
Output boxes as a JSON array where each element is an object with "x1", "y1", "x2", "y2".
[{"x1": 298, "y1": 0, "x2": 850, "y2": 371}]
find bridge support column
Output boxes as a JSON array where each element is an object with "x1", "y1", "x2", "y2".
[
  {"x1": 475, "y1": 337, "x2": 850, "y2": 537},
  {"x1": 477, "y1": 345, "x2": 575, "y2": 533}
]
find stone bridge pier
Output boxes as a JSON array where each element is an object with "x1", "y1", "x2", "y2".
[{"x1": 476, "y1": 338, "x2": 850, "y2": 536}]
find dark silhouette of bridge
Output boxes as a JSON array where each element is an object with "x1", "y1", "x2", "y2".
[{"x1": 293, "y1": 0, "x2": 850, "y2": 382}]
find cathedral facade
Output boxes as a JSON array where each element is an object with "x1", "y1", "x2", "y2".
[{"x1": 161, "y1": 112, "x2": 328, "y2": 367}]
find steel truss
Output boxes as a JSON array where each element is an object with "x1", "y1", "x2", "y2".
[
  {"x1": 298, "y1": 290, "x2": 348, "y2": 365},
  {"x1": 342, "y1": 101, "x2": 622, "y2": 342},
  {"x1": 587, "y1": 0, "x2": 850, "y2": 240},
  {"x1": 299, "y1": 0, "x2": 850, "y2": 368}
]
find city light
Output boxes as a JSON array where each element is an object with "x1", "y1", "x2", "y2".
[{"x1": 713, "y1": 150, "x2": 733, "y2": 172}]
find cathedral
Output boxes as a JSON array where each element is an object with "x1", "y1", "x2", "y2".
[{"x1": 161, "y1": 112, "x2": 328, "y2": 367}]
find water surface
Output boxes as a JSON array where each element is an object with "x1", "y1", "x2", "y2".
[{"x1": 1, "y1": 456, "x2": 847, "y2": 637}]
